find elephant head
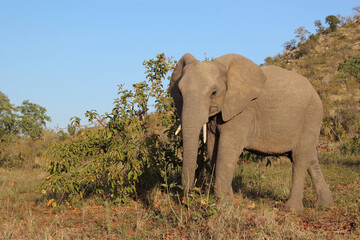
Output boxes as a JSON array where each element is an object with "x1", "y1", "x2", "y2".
[{"x1": 170, "y1": 53, "x2": 266, "y2": 192}]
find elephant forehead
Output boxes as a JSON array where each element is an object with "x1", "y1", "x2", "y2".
[
  {"x1": 181, "y1": 62, "x2": 221, "y2": 83},
  {"x1": 190, "y1": 62, "x2": 219, "y2": 73}
]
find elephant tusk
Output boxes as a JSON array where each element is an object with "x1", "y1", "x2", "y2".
[
  {"x1": 175, "y1": 124, "x2": 206, "y2": 142},
  {"x1": 175, "y1": 124, "x2": 182, "y2": 135},
  {"x1": 203, "y1": 124, "x2": 207, "y2": 143}
]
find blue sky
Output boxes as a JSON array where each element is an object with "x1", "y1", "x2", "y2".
[{"x1": 1, "y1": 0, "x2": 358, "y2": 129}]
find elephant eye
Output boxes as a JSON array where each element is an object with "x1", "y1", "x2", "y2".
[{"x1": 211, "y1": 90, "x2": 217, "y2": 97}]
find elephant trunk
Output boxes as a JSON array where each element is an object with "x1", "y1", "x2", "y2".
[{"x1": 181, "y1": 98, "x2": 209, "y2": 193}]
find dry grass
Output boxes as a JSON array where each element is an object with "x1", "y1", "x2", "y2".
[{"x1": 0, "y1": 152, "x2": 359, "y2": 239}]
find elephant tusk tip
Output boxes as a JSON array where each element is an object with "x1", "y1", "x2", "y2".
[
  {"x1": 203, "y1": 124, "x2": 207, "y2": 143},
  {"x1": 175, "y1": 124, "x2": 182, "y2": 135}
]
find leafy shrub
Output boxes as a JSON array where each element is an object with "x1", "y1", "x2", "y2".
[
  {"x1": 264, "y1": 56, "x2": 275, "y2": 65},
  {"x1": 309, "y1": 33, "x2": 320, "y2": 42},
  {"x1": 341, "y1": 136, "x2": 360, "y2": 155},
  {"x1": 338, "y1": 56, "x2": 360, "y2": 82},
  {"x1": 41, "y1": 53, "x2": 185, "y2": 203}
]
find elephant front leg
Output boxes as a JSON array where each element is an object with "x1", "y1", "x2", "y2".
[{"x1": 214, "y1": 133, "x2": 245, "y2": 203}]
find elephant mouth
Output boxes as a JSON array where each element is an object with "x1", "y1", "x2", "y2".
[{"x1": 209, "y1": 106, "x2": 220, "y2": 116}]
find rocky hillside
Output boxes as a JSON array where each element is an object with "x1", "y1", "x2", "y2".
[{"x1": 266, "y1": 18, "x2": 360, "y2": 145}]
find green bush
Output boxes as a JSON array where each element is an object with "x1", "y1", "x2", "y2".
[
  {"x1": 309, "y1": 33, "x2": 320, "y2": 42},
  {"x1": 341, "y1": 136, "x2": 360, "y2": 155},
  {"x1": 264, "y1": 56, "x2": 275, "y2": 65},
  {"x1": 41, "y1": 53, "x2": 185, "y2": 203},
  {"x1": 338, "y1": 55, "x2": 360, "y2": 82}
]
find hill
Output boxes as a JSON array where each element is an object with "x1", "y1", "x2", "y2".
[{"x1": 266, "y1": 18, "x2": 360, "y2": 148}]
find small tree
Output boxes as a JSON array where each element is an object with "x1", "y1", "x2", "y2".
[
  {"x1": 17, "y1": 100, "x2": 51, "y2": 139},
  {"x1": 353, "y1": 6, "x2": 360, "y2": 19},
  {"x1": 314, "y1": 20, "x2": 324, "y2": 33},
  {"x1": 325, "y1": 15, "x2": 340, "y2": 32},
  {"x1": 0, "y1": 92, "x2": 17, "y2": 137},
  {"x1": 294, "y1": 26, "x2": 310, "y2": 44},
  {"x1": 283, "y1": 39, "x2": 297, "y2": 51}
]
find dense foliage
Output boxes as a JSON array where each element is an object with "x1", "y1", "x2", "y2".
[
  {"x1": 0, "y1": 92, "x2": 17, "y2": 137},
  {"x1": 338, "y1": 55, "x2": 360, "y2": 82},
  {"x1": 326, "y1": 15, "x2": 341, "y2": 31},
  {"x1": 41, "y1": 54, "x2": 189, "y2": 203},
  {"x1": 17, "y1": 100, "x2": 51, "y2": 139},
  {"x1": 0, "y1": 92, "x2": 51, "y2": 139}
]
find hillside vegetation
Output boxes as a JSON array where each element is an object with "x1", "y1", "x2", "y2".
[
  {"x1": 266, "y1": 18, "x2": 360, "y2": 148},
  {"x1": 0, "y1": 11, "x2": 359, "y2": 239}
]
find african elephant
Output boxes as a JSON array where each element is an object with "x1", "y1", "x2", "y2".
[{"x1": 170, "y1": 53, "x2": 334, "y2": 211}]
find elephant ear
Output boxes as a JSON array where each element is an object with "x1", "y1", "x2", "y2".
[
  {"x1": 170, "y1": 53, "x2": 198, "y2": 116},
  {"x1": 215, "y1": 54, "x2": 266, "y2": 122}
]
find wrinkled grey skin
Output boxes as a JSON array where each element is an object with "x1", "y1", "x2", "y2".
[{"x1": 170, "y1": 53, "x2": 334, "y2": 211}]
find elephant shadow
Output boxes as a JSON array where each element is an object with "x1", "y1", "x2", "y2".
[
  {"x1": 231, "y1": 166, "x2": 318, "y2": 208},
  {"x1": 231, "y1": 167, "x2": 287, "y2": 202}
]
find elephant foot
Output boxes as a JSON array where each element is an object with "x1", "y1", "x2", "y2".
[
  {"x1": 284, "y1": 199, "x2": 304, "y2": 212},
  {"x1": 215, "y1": 188, "x2": 234, "y2": 208},
  {"x1": 315, "y1": 192, "x2": 334, "y2": 209}
]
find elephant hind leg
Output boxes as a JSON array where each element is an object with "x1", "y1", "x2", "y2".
[
  {"x1": 308, "y1": 151, "x2": 334, "y2": 208},
  {"x1": 284, "y1": 148, "x2": 309, "y2": 211},
  {"x1": 284, "y1": 99, "x2": 327, "y2": 211},
  {"x1": 284, "y1": 146, "x2": 334, "y2": 211}
]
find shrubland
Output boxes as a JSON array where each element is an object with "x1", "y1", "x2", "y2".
[{"x1": 0, "y1": 9, "x2": 359, "y2": 239}]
